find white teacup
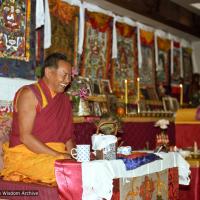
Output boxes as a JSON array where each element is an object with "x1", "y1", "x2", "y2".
[{"x1": 71, "y1": 145, "x2": 90, "y2": 162}]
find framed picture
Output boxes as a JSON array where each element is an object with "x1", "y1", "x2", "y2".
[
  {"x1": 140, "y1": 88, "x2": 150, "y2": 100},
  {"x1": 100, "y1": 102, "x2": 108, "y2": 114},
  {"x1": 88, "y1": 102, "x2": 95, "y2": 115},
  {"x1": 91, "y1": 79, "x2": 102, "y2": 95},
  {"x1": 100, "y1": 79, "x2": 112, "y2": 94},
  {"x1": 127, "y1": 103, "x2": 137, "y2": 114},
  {"x1": 107, "y1": 94, "x2": 117, "y2": 113},
  {"x1": 147, "y1": 87, "x2": 159, "y2": 100},
  {"x1": 162, "y1": 97, "x2": 179, "y2": 112},
  {"x1": 139, "y1": 100, "x2": 147, "y2": 112},
  {"x1": 93, "y1": 102, "x2": 102, "y2": 116}
]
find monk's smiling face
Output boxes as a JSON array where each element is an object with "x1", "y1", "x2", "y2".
[{"x1": 47, "y1": 60, "x2": 72, "y2": 94}]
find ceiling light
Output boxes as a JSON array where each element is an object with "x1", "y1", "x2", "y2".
[{"x1": 190, "y1": 3, "x2": 200, "y2": 10}]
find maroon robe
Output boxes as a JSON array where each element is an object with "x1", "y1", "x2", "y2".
[{"x1": 9, "y1": 79, "x2": 74, "y2": 147}]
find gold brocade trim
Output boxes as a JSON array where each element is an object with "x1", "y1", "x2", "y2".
[
  {"x1": 157, "y1": 37, "x2": 171, "y2": 51},
  {"x1": 73, "y1": 116, "x2": 174, "y2": 123},
  {"x1": 86, "y1": 11, "x2": 113, "y2": 31},
  {"x1": 184, "y1": 47, "x2": 192, "y2": 54},
  {"x1": 74, "y1": 16, "x2": 79, "y2": 67},
  {"x1": 116, "y1": 22, "x2": 136, "y2": 37},
  {"x1": 140, "y1": 29, "x2": 154, "y2": 44},
  {"x1": 49, "y1": 0, "x2": 77, "y2": 24},
  {"x1": 25, "y1": 0, "x2": 31, "y2": 61}
]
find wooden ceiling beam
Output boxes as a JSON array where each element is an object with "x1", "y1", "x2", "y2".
[{"x1": 104, "y1": 0, "x2": 200, "y2": 38}]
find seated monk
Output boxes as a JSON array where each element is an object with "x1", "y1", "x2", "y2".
[{"x1": 0, "y1": 53, "x2": 75, "y2": 185}]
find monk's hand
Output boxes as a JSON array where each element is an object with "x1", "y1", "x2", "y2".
[
  {"x1": 64, "y1": 153, "x2": 73, "y2": 159},
  {"x1": 57, "y1": 152, "x2": 73, "y2": 160}
]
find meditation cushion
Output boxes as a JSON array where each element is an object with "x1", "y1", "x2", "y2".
[{"x1": 0, "y1": 101, "x2": 13, "y2": 170}]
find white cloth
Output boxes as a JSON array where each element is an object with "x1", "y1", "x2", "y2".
[
  {"x1": 112, "y1": 17, "x2": 117, "y2": 59},
  {"x1": 176, "y1": 153, "x2": 191, "y2": 185},
  {"x1": 82, "y1": 160, "x2": 115, "y2": 200},
  {"x1": 81, "y1": 152, "x2": 190, "y2": 199},
  {"x1": 155, "y1": 152, "x2": 190, "y2": 185},
  {"x1": 0, "y1": 77, "x2": 35, "y2": 101},
  {"x1": 36, "y1": 0, "x2": 51, "y2": 48},
  {"x1": 92, "y1": 134, "x2": 117, "y2": 150},
  {"x1": 44, "y1": 0, "x2": 51, "y2": 49},
  {"x1": 192, "y1": 41, "x2": 200, "y2": 74},
  {"x1": 36, "y1": 0, "x2": 45, "y2": 29}
]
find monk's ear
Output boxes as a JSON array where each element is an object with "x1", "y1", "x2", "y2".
[{"x1": 45, "y1": 67, "x2": 53, "y2": 78}]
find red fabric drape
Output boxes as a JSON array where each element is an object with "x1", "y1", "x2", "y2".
[
  {"x1": 179, "y1": 167, "x2": 200, "y2": 200},
  {"x1": 55, "y1": 160, "x2": 83, "y2": 200},
  {"x1": 74, "y1": 122, "x2": 175, "y2": 150},
  {"x1": 175, "y1": 124, "x2": 200, "y2": 148}
]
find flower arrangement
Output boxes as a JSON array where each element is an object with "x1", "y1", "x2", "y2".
[
  {"x1": 71, "y1": 87, "x2": 89, "y2": 100},
  {"x1": 69, "y1": 68, "x2": 90, "y2": 99},
  {"x1": 67, "y1": 71, "x2": 91, "y2": 116}
]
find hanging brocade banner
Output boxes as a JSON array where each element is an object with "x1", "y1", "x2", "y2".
[
  {"x1": 111, "y1": 22, "x2": 137, "y2": 97},
  {"x1": 156, "y1": 37, "x2": 171, "y2": 85},
  {"x1": 0, "y1": 0, "x2": 37, "y2": 79},
  {"x1": 171, "y1": 41, "x2": 181, "y2": 85},
  {"x1": 139, "y1": 29, "x2": 155, "y2": 87},
  {"x1": 45, "y1": 0, "x2": 79, "y2": 67},
  {"x1": 80, "y1": 10, "x2": 113, "y2": 79},
  {"x1": 182, "y1": 47, "x2": 193, "y2": 84},
  {"x1": 0, "y1": 0, "x2": 31, "y2": 61}
]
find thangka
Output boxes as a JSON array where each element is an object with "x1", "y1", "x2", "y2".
[
  {"x1": 139, "y1": 29, "x2": 155, "y2": 87},
  {"x1": 0, "y1": 0, "x2": 36, "y2": 79},
  {"x1": 156, "y1": 37, "x2": 171, "y2": 86},
  {"x1": 45, "y1": 0, "x2": 79, "y2": 67},
  {"x1": 80, "y1": 10, "x2": 113, "y2": 79},
  {"x1": 111, "y1": 22, "x2": 137, "y2": 97},
  {"x1": 182, "y1": 47, "x2": 193, "y2": 84},
  {"x1": 171, "y1": 41, "x2": 181, "y2": 85},
  {"x1": 0, "y1": 0, "x2": 31, "y2": 61}
]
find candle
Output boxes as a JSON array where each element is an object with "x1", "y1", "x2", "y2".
[
  {"x1": 137, "y1": 77, "x2": 140, "y2": 102},
  {"x1": 179, "y1": 84, "x2": 183, "y2": 106},
  {"x1": 124, "y1": 79, "x2": 128, "y2": 104},
  {"x1": 194, "y1": 141, "x2": 198, "y2": 154}
]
